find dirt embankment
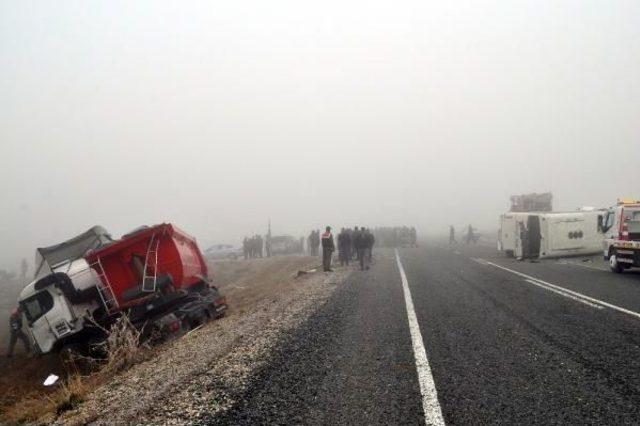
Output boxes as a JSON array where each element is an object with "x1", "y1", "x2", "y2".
[{"x1": 1, "y1": 254, "x2": 346, "y2": 425}]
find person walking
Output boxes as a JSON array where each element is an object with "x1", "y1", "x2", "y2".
[
  {"x1": 449, "y1": 226, "x2": 456, "y2": 244},
  {"x1": 6, "y1": 307, "x2": 30, "y2": 358},
  {"x1": 321, "y1": 226, "x2": 335, "y2": 272}
]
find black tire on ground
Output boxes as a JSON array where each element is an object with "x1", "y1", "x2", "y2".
[{"x1": 609, "y1": 249, "x2": 624, "y2": 273}]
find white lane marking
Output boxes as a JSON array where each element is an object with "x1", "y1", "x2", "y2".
[
  {"x1": 471, "y1": 258, "x2": 601, "y2": 308},
  {"x1": 395, "y1": 249, "x2": 445, "y2": 426},
  {"x1": 523, "y1": 279, "x2": 603, "y2": 310},
  {"x1": 475, "y1": 258, "x2": 640, "y2": 320}
]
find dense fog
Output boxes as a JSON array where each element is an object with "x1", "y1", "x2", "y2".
[{"x1": 1, "y1": 0, "x2": 639, "y2": 271}]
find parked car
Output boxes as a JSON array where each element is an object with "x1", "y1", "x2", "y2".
[{"x1": 204, "y1": 244, "x2": 243, "y2": 260}]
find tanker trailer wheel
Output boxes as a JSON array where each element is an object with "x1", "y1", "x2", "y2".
[{"x1": 609, "y1": 249, "x2": 624, "y2": 273}]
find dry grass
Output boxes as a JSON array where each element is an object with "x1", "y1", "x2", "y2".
[
  {"x1": 98, "y1": 316, "x2": 150, "y2": 376},
  {"x1": 1, "y1": 256, "x2": 319, "y2": 424},
  {"x1": 2, "y1": 315, "x2": 151, "y2": 424},
  {"x1": 4, "y1": 374, "x2": 94, "y2": 424}
]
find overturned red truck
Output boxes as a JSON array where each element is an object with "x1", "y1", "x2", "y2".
[{"x1": 18, "y1": 224, "x2": 226, "y2": 355}]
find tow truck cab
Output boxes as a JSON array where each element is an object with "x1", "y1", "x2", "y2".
[{"x1": 601, "y1": 199, "x2": 640, "y2": 273}]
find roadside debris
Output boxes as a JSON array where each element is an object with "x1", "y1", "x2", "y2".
[
  {"x1": 43, "y1": 374, "x2": 59, "y2": 387},
  {"x1": 295, "y1": 269, "x2": 318, "y2": 278}
]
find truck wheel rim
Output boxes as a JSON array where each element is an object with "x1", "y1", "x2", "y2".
[{"x1": 610, "y1": 255, "x2": 617, "y2": 269}]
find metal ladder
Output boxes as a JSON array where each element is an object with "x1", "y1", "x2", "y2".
[
  {"x1": 142, "y1": 233, "x2": 160, "y2": 292},
  {"x1": 90, "y1": 257, "x2": 120, "y2": 314}
]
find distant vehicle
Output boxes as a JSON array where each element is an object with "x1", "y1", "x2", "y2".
[
  {"x1": 510, "y1": 192, "x2": 553, "y2": 212},
  {"x1": 204, "y1": 244, "x2": 243, "y2": 260},
  {"x1": 602, "y1": 199, "x2": 640, "y2": 273}
]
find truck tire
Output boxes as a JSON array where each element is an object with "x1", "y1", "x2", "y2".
[{"x1": 609, "y1": 250, "x2": 624, "y2": 273}]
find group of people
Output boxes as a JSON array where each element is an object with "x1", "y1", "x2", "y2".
[
  {"x1": 371, "y1": 226, "x2": 417, "y2": 248},
  {"x1": 316, "y1": 226, "x2": 375, "y2": 272},
  {"x1": 449, "y1": 225, "x2": 478, "y2": 244},
  {"x1": 242, "y1": 234, "x2": 272, "y2": 259}
]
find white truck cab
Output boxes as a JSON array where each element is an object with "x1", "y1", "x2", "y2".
[
  {"x1": 19, "y1": 259, "x2": 100, "y2": 354},
  {"x1": 18, "y1": 226, "x2": 111, "y2": 354},
  {"x1": 601, "y1": 199, "x2": 640, "y2": 273}
]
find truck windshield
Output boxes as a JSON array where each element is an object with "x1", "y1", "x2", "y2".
[
  {"x1": 21, "y1": 291, "x2": 54, "y2": 323},
  {"x1": 626, "y1": 209, "x2": 640, "y2": 238}
]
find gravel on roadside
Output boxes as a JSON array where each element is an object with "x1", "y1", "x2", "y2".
[{"x1": 53, "y1": 257, "x2": 349, "y2": 426}]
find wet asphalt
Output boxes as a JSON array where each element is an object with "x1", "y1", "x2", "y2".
[{"x1": 205, "y1": 243, "x2": 640, "y2": 425}]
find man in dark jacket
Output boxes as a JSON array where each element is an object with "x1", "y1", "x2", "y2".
[
  {"x1": 7, "y1": 307, "x2": 30, "y2": 357},
  {"x1": 352, "y1": 227, "x2": 362, "y2": 261},
  {"x1": 321, "y1": 226, "x2": 335, "y2": 272},
  {"x1": 365, "y1": 228, "x2": 375, "y2": 261},
  {"x1": 353, "y1": 227, "x2": 368, "y2": 270},
  {"x1": 338, "y1": 228, "x2": 351, "y2": 267}
]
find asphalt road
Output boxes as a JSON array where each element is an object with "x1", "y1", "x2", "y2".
[{"x1": 207, "y1": 243, "x2": 640, "y2": 425}]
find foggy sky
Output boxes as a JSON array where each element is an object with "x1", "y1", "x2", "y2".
[{"x1": 1, "y1": 1, "x2": 639, "y2": 270}]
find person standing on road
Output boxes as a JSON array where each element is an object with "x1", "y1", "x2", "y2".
[
  {"x1": 353, "y1": 227, "x2": 367, "y2": 270},
  {"x1": 352, "y1": 227, "x2": 361, "y2": 261},
  {"x1": 346, "y1": 228, "x2": 354, "y2": 260},
  {"x1": 465, "y1": 225, "x2": 477, "y2": 244},
  {"x1": 265, "y1": 233, "x2": 272, "y2": 258},
  {"x1": 449, "y1": 226, "x2": 456, "y2": 244},
  {"x1": 6, "y1": 307, "x2": 30, "y2": 358},
  {"x1": 338, "y1": 228, "x2": 351, "y2": 266},
  {"x1": 410, "y1": 227, "x2": 417, "y2": 247},
  {"x1": 321, "y1": 226, "x2": 335, "y2": 272},
  {"x1": 518, "y1": 222, "x2": 529, "y2": 260},
  {"x1": 315, "y1": 230, "x2": 321, "y2": 257},
  {"x1": 257, "y1": 235, "x2": 264, "y2": 258},
  {"x1": 365, "y1": 228, "x2": 375, "y2": 262},
  {"x1": 243, "y1": 237, "x2": 249, "y2": 260}
]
